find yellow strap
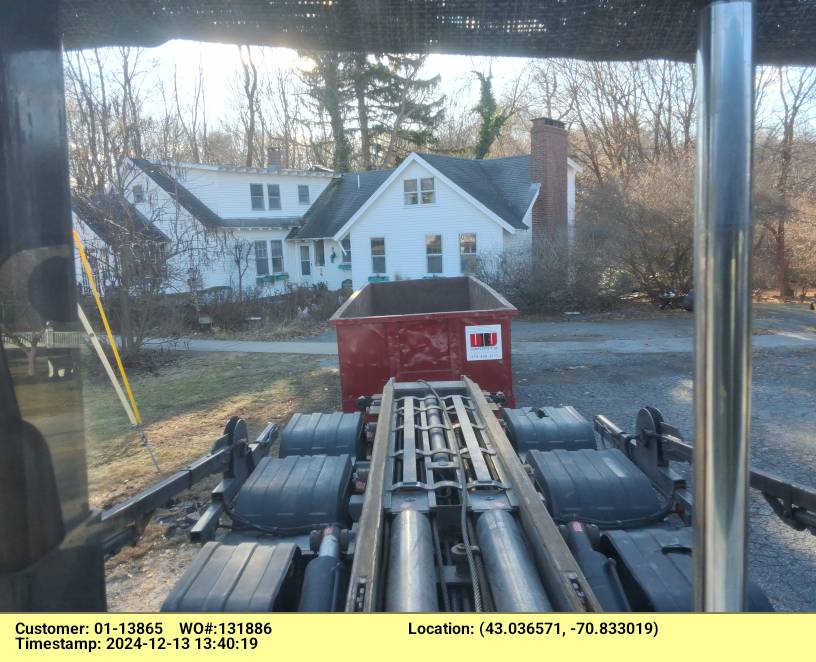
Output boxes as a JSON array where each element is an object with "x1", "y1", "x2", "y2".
[{"x1": 73, "y1": 230, "x2": 143, "y2": 425}]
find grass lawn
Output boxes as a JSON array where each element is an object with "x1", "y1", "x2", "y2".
[{"x1": 83, "y1": 349, "x2": 340, "y2": 507}]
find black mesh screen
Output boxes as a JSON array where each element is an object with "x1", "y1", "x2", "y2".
[{"x1": 60, "y1": 1, "x2": 816, "y2": 64}]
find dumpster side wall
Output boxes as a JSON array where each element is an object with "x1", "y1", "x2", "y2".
[
  {"x1": 348, "y1": 160, "x2": 511, "y2": 288},
  {"x1": 335, "y1": 310, "x2": 515, "y2": 412}
]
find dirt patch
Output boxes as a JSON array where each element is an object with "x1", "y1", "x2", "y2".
[
  {"x1": 104, "y1": 478, "x2": 219, "y2": 612},
  {"x1": 82, "y1": 349, "x2": 340, "y2": 610}
]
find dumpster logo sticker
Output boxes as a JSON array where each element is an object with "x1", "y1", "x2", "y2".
[{"x1": 465, "y1": 324, "x2": 502, "y2": 361}]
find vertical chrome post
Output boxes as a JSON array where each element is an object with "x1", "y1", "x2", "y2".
[{"x1": 694, "y1": 0, "x2": 755, "y2": 611}]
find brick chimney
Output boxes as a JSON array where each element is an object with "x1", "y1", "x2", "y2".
[
  {"x1": 530, "y1": 117, "x2": 568, "y2": 251},
  {"x1": 266, "y1": 146, "x2": 283, "y2": 170}
]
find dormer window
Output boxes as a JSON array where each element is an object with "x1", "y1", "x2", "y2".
[
  {"x1": 250, "y1": 183, "x2": 265, "y2": 210},
  {"x1": 298, "y1": 184, "x2": 310, "y2": 204},
  {"x1": 403, "y1": 177, "x2": 435, "y2": 205}
]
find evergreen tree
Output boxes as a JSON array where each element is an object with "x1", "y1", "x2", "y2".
[
  {"x1": 300, "y1": 52, "x2": 354, "y2": 171},
  {"x1": 346, "y1": 53, "x2": 391, "y2": 170},
  {"x1": 300, "y1": 52, "x2": 444, "y2": 170},
  {"x1": 372, "y1": 54, "x2": 445, "y2": 167}
]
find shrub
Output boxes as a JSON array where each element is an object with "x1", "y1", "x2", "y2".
[
  {"x1": 476, "y1": 238, "x2": 621, "y2": 313},
  {"x1": 580, "y1": 156, "x2": 695, "y2": 297},
  {"x1": 203, "y1": 284, "x2": 347, "y2": 332}
]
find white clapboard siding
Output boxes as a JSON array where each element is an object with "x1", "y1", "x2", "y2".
[{"x1": 348, "y1": 160, "x2": 509, "y2": 289}]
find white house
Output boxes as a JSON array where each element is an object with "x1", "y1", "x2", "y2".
[{"x1": 73, "y1": 118, "x2": 581, "y2": 294}]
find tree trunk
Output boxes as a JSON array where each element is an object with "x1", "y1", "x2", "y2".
[
  {"x1": 356, "y1": 78, "x2": 371, "y2": 170},
  {"x1": 323, "y1": 56, "x2": 352, "y2": 172},
  {"x1": 776, "y1": 215, "x2": 792, "y2": 298},
  {"x1": 26, "y1": 345, "x2": 38, "y2": 377},
  {"x1": 353, "y1": 55, "x2": 372, "y2": 170},
  {"x1": 237, "y1": 262, "x2": 244, "y2": 303}
]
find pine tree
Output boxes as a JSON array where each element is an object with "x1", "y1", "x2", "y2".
[
  {"x1": 370, "y1": 54, "x2": 445, "y2": 167},
  {"x1": 300, "y1": 51, "x2": 354, "y2": 171},
  {"x1": 346, "y1": 53, "x2": 391, "y2": 170},
  {"x1": 300, "y1": 52, "x2": 444, "y2": 171}
]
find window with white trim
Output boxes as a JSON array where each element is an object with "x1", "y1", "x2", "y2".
[
  {"x1": 300, "y1": 245, "x2": 311, "y2": 276},
  {"x1": 250, "y1": 184, "x2": 265, "y2": 210},
  {"x1": 426, "y1": 234, "x2": 443, "y2": 274},
  {"x1": 314, "y1": 239, "x2": 325, "y2": 267},
  {"x1": 403, "y1": 179, "x2": 418, "y2": 205},
  {"x1": 341, "y1": 236, "x2": 351, "y2": 263},
  {"x1": 420, "y1": 177, "x2": 436, "y2": 204},
  {"x1": 254, "y1": 240, "x2": 269, "y2": 275},
  {"x1": 403, "y1": 177, "x2": 435, "y2": 205},
  {"x1": 371, "y1": 237, "x2": 386, "y2": 273},
  {"x1": 298, "y1": 184, "x2": 310, "y2": 204},
  {"x1": 269, "y1": 240, "x2": 284, "y2": 273},
  {"x1": 132, "y1": 184, "x2": 145, "y2": 203},
  {"x1": 267, "y1": 184, "x2": 281, "y2": 210},
  {"x1": 459, "y1": 233, "x2": 477, "y2": 274}
]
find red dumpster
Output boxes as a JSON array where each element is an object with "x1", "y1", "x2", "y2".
[{"x1": 330, "y1": 276, "x2": 517, "y2": 412}]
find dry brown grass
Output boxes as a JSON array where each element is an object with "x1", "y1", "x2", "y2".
[
  {"x1": 83, "y1": 350, "x2": 340, "y2": 507},
  {"x1": 212, "y1": 319, "x2": 330, "y2": 342},
  {"x1": 80, "y1": 349, "x2": 342, "y2": 610}
]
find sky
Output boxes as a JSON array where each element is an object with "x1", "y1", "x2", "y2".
[
  {"x1": 100, "y1": 38, "x2": 811, "y2": 142},
  {"x1": 138, "y1": 39, "x2": 536, "y2": 122}
]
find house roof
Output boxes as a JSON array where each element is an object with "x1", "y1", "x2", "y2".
[
  {"x1": 131, "y1": 158, "x2": 307, "y2": 232},
  {"x1": 130, "y1": 157, "x2": 222, "y2": 230},
  {"x1": 418, "y1": 153, "x2": 536, "y2": 230},
  {"x1": 71, "y1": 193, "x2": 169, "y2": 244},
  {"x1": 148, "y1": 160, "x2": 336, "y2": 178},
  {"x1": 297, "y1": 153, "x2": 542, "y2": 239},
  {"x1": 297, "y1": 170, "x2": 392, "y2": 239},
  {"x1": 219, "y1": 217, "x2": 302, "y2": 229},
  {"x1": 60, "y1": 1, "x2": 816, "y2": 65}
]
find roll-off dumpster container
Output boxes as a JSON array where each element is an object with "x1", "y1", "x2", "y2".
[{"x1": 330, "y1": 276, "x2": 517, "y2": 412}]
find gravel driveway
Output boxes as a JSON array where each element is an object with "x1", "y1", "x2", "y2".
[{"x1": 512, "y1": 304, "x2": 816, "y2": 611}]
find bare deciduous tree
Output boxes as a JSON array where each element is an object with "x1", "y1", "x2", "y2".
[
  {"x1": 238, "y1": 46, "x2": 261, "y2": 167},
  {"x1": 227, "y1": 238, "x2": 254, "y2": 302},
  {"x1": 768, "y1": 67, "x2": 816, "y2": 296}
]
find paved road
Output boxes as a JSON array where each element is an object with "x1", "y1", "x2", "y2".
[{"x1": 149, "y1": 337, "x2": 338, "y2": 355}]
